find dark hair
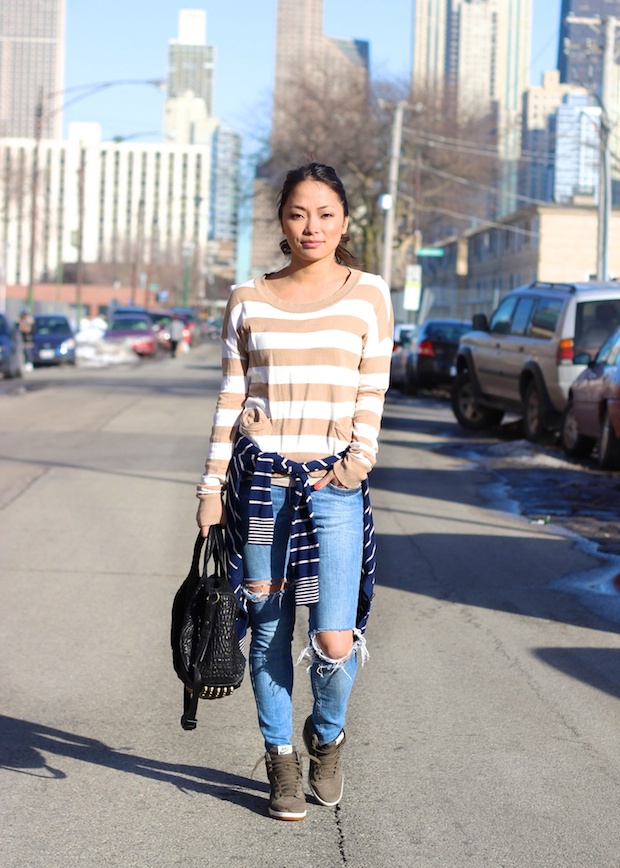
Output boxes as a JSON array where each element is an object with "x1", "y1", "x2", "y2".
[{"x1": 276, "y1": 162, "x2": 357, "y2": 267}]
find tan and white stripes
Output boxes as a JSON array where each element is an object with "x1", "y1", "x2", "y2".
[{"x1": 203, "y1": 269, "x2": 393, "y2": 490}]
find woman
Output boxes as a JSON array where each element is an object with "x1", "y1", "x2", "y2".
[{"x1": 196, "y1": 162, "x2": 393, "y2": 820}]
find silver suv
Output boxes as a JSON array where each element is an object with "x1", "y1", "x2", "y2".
[{"x1": 451, "y1": 281, "x2": 620, "y2": 441}]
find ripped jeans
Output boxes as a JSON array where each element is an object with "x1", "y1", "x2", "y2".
[{"x1": 239, "y1": 479, "x2": 365, "y2": 749}]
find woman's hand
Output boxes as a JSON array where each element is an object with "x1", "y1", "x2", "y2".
[{"x1": 313, "y1": 468, "x2": 345, "y2": 490}]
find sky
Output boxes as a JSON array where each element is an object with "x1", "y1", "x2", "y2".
[{"x1": 63, "y1": 0, "x2": 563, "y2": 149}]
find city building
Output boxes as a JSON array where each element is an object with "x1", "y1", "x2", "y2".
[
  {"x1": 416, "y1": 203, "x2": 620, "y2": 320},
  {"x1": 412, "y1": 0, "x2": 448, "y2": 107},
  {"x1": 553, "y1": 93, "x2": 601, "y2": 205},
  {"x1": 251, "y1": 0, "x2": 370, "y2": 276},
  {"x1": 166, "y1": 9, "x2": 214, "y2": 113},
  {"x1": 520, "y1": 70, "x2": 589, "y2": 203},
  {"x1": 0, "y1": 0, "x2": 66, "y2": 138},
  {"x1": 411, "y1": 0, "x2": 531, "y2": 214},
  {"x1": 558, "y1": 0, "x2": 620, "y2": 90},
  {"x1": 0, "y1": 122, "x2": 238, "y2": 306}
]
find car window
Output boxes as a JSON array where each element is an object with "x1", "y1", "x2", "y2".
[
  {"x1": 35, "y1": 317, "x2": 71, "y2": 335},
  {"x1": 424, "y1": 322, "x2": 471, "y2": 341},
  {"x1": 110, "y1": 317, "x2": 150, "y2": 331},
  {"x1": 489, "y1": 297, "x2": 519, "y2": 334},
  {"x1": 510, "y1": 297, "x2": 537, "y2": 336},
  {"x1": 595, "y1": 328, "x2": 620, "y2": 365},
  {"x1": 575, "y1": 299, "x2": 620, "y2": 354},
  {"x1": 528, "y1": 297, "x2": 563, "y2": 339}
]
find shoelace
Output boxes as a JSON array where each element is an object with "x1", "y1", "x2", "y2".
[
  {"x1": 310, "y1": 742, "x2": 340, "y2": 779},
  {"x1": 251, "y1": 750, "x2": 313, "y2": 793}
]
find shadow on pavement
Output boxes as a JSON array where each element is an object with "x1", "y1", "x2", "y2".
[
  {"x1": 373, "y1": 527, "x2": 620, "y2": 637},
  {"x1": 0, "y1": 715, "x2": 267, "y2": 814},
  {"x1": 533, "y1": 647, "x2": 620, "y2": 700}
]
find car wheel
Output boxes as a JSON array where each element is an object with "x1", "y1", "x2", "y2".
[
  {"x1": 522, "y1": 381, "x2": 548, "y2": 443},
  {"x1": 560, "y1": 399, "x2": 594, "y2": 458},
  {"x1": 451, "y1": 372, "x2": 504, "y2": 430},
  {"x1": 598, "y1": 409, "x2": 620, "y2": 470}
]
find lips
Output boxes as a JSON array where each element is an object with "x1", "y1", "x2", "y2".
[{"x1": 301, "y1": 240, "x2": 322, "y2": 248}]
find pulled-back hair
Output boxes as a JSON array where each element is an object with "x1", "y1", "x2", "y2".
[{"x1": 276, "y1": 162, "x2": 357, "y2": 267}]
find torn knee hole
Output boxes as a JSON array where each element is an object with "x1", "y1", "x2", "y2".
[{"x1": 243, "y1": 579, "x2": 287, "y2": 600}]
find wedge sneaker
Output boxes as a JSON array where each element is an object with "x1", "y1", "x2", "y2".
[
  {"x1": 263, "y1": 745, "x2": 307, "y2": 821},
  {"x1": 302, "y1": 716, "x2": 346, "y2": 807}
]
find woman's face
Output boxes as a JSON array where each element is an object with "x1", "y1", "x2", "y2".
[{"x1": 280, "y1": 179, "x2": 349, "y2": 265}]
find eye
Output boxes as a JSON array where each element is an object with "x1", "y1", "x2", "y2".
[{"x1": 321, "y1": 212, "x2": 334, "y2": 218}]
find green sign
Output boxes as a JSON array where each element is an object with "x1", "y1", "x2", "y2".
[{"x1": 416, "y1": 247, "x2": 444, "y2": 257}]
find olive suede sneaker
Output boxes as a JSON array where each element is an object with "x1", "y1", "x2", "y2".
[
  {"x1": 303, "y1": 716, "x2": 346, "y2": 807},
  {"x1": 263, "y1": 745, "x2": 307, "y2": 821}
]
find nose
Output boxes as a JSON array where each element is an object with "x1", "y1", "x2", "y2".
[{"x1": 303, "y1": 215, "x2": 320, "y2": 235}]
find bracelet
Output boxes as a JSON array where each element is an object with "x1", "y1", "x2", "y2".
[
  {"x1": 200, "y1": 473, "x2": 224, "y2": 486},
  {"x1": 196, "y1": 486, "x2": 224, "y2": 497}
]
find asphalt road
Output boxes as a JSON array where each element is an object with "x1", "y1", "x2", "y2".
[{"x1": 2, "y1": 346, "x2": 620, "y2": 867}]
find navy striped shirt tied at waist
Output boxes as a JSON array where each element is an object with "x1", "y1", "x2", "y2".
[{"x1": 224, "y1": 434, "x2": 377, "y2": 632}]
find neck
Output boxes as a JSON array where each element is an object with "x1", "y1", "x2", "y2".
[{"x1": 285, "y1": 257, "x2": 340, "y2": 285}]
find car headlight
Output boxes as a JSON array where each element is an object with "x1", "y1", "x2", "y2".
[{"x1": 60, "y1": 338, "x2": 76, "y2": 353}]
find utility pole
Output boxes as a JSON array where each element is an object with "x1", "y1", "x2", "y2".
[
  {"x1": 75, "y1": 146, "x2": 86, "y2": 330},
  {"x1": 380, "y1": 101, "x2": 406, "y2": 290},
  {"x1": 599, "y1": 16, "x2": 615, "y2": 281},
  {"x1": 27, "y1": 88, "x2": 44, "y2": 311},
  {"x1": 565, "y1": 14, "x2": 617, "y2": 281}
]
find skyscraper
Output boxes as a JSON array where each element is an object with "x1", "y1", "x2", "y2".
[
  {"x1": 251, "y1": 0, "x2": 370, "y2": 275},
  {"x1": 558, "y1": 0, "x2": 620, "y2": 90},
  {"x1": 0, "y1": 0, "x2": 66, "y2": 138},
  {"x1": 167, "y1": 9, "x2": 214, "y2": 113},
  {"x1": 411, "y1": 0, "x2": 531, "y2": 213},
  {"x1": 412, "y1": 0, "x2": 448, "y2": 105}
]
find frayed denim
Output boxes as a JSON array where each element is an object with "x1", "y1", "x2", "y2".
[{"x1": 239, "y1": 480, "x2": 365, "y2": 749}]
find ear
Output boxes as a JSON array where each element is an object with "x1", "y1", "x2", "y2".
[{"x1": 342, "y1": 215, "x2": 349, "y2": 234}]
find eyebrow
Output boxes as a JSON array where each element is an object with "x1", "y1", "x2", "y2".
[{"x1": 285, "y1": 203, "x2": 335, "y2": 211}]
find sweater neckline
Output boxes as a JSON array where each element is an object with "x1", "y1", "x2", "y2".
[{"x1": 256, "y1": 268, "x2": 363, "y2": 312}]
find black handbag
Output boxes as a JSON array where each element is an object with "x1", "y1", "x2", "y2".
[{"x1": 170, "y1": 526, "x2": 245, "y2": 731}]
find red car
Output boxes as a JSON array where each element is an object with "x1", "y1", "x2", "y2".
[
  {"x1": 104, "y1": 313, "x2": 159, "y2": 358},
  {"x1": 560, "y1": 326, "x2": 620, "y2": 468}
]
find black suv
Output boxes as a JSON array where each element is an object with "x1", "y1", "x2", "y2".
[{"x1": 451, "y1": 281, "x2": 620, "y2": 441}]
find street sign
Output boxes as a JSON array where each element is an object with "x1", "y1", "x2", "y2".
[
  {"x1": 403, "y1": 264, "x2": 422, "y2": 311},
  {"x1": 416, "y1": 247, "x2": 444, "y2": 257}
]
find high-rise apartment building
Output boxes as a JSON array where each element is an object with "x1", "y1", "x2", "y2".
[
  {"x1": 0, "y1": 0, "x2": 66, "y2": 138},
  {"x1": 252, "y1": 0, "x2": 369, "y2": 275},
  {"x1": 558, "y1": 0, "x2": 620, "y2": 90},
  {"x1": 411, "y1": 0, "x2": 531, "y2": 214},
  {"x1": 412, "y1": 0, "x2": 448, "y2": 105},
  {"x1": 521, "y1": 70, "x2": 589, "y2": 203}
]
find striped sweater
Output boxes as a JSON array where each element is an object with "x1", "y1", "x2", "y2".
[{"x1": 202, "y1": 269, "x2": 393, "y2": 496}]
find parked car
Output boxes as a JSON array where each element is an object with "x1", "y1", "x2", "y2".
[
  {"x1": 390, "y1": 324, "x2": 420, "y2": 390},
  {"x1": 104, "y1": 313, "x2": 159, "y2": 357},
  {"x1": 451, "y1": 281, "x2": 620, "y2": 442},
  {"x1": 31, "y1": 314, "x2": 76, "y2": 366},
  {"x1": 560, "y1": 326, "x2": 620, "y2": 469},
  {"x1": 404, "y1": 319, "x2": 472, "y2": 394},
  {"x1": 0, "y1": 313, "x2": 23, "y2": 379}
]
